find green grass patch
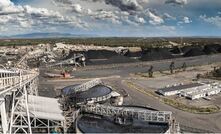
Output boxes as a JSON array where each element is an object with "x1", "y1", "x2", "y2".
[
  {"x1": 125, "y1": 80, "x2": 220, "y2": 114},
  {"x1": 163, "y1": 98, "x2": 220, "y2": 114},
  {"x1": 125, "y1": 81, "x2": 159, "y2": 99},
  {"x1": 134, "y1": 72, "x2": 150, "y2": 78}
]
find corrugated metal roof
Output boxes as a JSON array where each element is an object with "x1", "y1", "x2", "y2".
[
  {"x1": 0, "y1": 69, "x2": 14, "y2": 74},
  {"x1": 158, "y1": 83, "x2": 204, "y2": 93},
  {"x1": 20, "y1": 95, "x2": 64, "y2": 121}
]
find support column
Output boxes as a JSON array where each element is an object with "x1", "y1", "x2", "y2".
[
  {"x1": 0, "y1": 98, "x2": 8, "y2": 134},
  {"x1": 9, "y1": 92, "x2": 15, "y2": 134},
  {"x1": 23, "y1": 86, "x2": 32, "y2": 134}
]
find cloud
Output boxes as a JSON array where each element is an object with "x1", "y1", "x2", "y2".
[
  {"x1": 146, "y1": 9, "x2": 164, "y2": 25},
  {"x1": 165, "y1": 0, "x2": 187, "y2": 6},
  {"x1": 163, "y1": 13, "x2": 176, "y2": 20},
  {"x1": 93, "y1": 10, "x2": 121, "y2": 24},
  {"x1": 0, "y1": 15, "x2": 13, "y2": 24},
  {"x1": 0, "y1": 0, "x2": 23, "y2": 15},
  {"x1": 72, "y1": 4, "x2": 83, "y2": 13},
  {"x1": 0, "y1": 0, "x2": 89, "y2": 34},
  {"x1": 23, "y1": 5, "x2": 88, "y2": 28},
  {"x1": 183, "y1": 16, "x2": 191, "y2": 23},
  {"x1": 3, "y1": 0, "x2": 216, "y2": 37},
  {"x1": 52, "y1": 0, "x2": 149, "y2": 26},
  {"x1": 134, "y1": 15, "x2": 146, "y2": 24},
  {"x1": 200, "y1": 14, "x2": 221, "y2": 27},
  {"x1": 52, "y1": 0, "x2": 168, "y2": 27},
  {"x1": 104, "y1": 0, "x2": 143, "y2": 12},
  {"x1": 54, "y1": 0, "x2": 144, "y2": 12},
  {"x1": 178, "y1": 16, "x2": 192, "y2": 24}
]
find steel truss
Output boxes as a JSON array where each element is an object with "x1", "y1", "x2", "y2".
[
  {"x1": 70, "y1": 78, "x2": 102, "y2": 93},
  {"x1": 9, "y1": 79, "x2": 40, "y2": 134},
  {"x1": 80, "y1": 104, "x2": 180, "y2": 134},
  {"x1": 0, "y1": 69, "x2": 64, "y2": 134},
  {"x1": 59, "y1": 78, "x2": 102, "y2": 132},
  {"x1": 48, "y1": 54, "x2": 86, "y2": 68},
  {"x1": 81, "y1": 104, "x2": 172, "y2": 123}
]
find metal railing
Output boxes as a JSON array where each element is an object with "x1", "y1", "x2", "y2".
[
  {"x1": 70, "y1": 78, "x2": 102, "y2": 93},
  {"x1": 0, "y1": 69, "x2": 38, "y2": 96},
  {"x1": 81, "y1": 104, "x2": 172, "y2": 123}
]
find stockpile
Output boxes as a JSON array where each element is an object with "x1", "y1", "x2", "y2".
[
  {"x1": 203, "y1": 45, "x2": 218, "y2": 54},
  {"x1": 203, "y1": 44, "x2": 221, "y2": 54},
  {"x1": 65, "y1": 50, "x2": 85, "y2": 59},
  {"x1": 170, "y1": 47, "x2": 182, "y2": 54},
  {"x1": 85, "y1": 50, "x2": 118, "y2": 59},
  {"x1": 218, "y1": 47, "x2": 221, "y2": 53},
  {"x1": 183, "y1": 44, "x2": 221, "y2": 57},
  {"x1": 125, "y1": 50, "x2": 142, "y2": 57},
  {"x1": 183, "y1": 46, "x2": 205, "y2": 57},
  {"x1": 140, "y1": 48, "x2": 174, "y2": 61},
  {"x1": 63, "y1": 44, "x2": 221, "y2": 65},
  {"x1": 64, "y1": 49, "x2": 137, "y2": 65},
  {"x1": 85, "y1": 50, "x2": 138, "y2": 65}
]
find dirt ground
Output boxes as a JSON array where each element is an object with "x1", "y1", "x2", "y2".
[
  {"x1": 130, "y1": 64, "x2": 221, "y2": 107},
  {"x1": 38, "y1": 57, "x2": 221, "y2": 132}
]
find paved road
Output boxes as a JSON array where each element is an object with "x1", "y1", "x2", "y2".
[
  {"x1": 73, "y1": 54, "x2": 221, "y2": 78},
  {"x1": 72, "y1": 54, "x2": 221, "y2": 132},
  {"x1": 120, "y1": 79, "x2": 221, "y2": 132},
  {"x1": 42, "y1": 54, "x2": 221, "y2": 132}
]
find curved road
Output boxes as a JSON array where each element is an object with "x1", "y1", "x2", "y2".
[
  {"x1": 74, "y1": 54, "x2": 221, "y2": 78},
  {"x1": 120, "y1": 80, "x2": 221, "y2": 132},
  {"x1": 72, "y1": 54, "x2": 221, "y2": 132}
]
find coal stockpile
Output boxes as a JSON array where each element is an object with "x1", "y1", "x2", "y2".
[
  {"x1": 181, "y1": 46, "x2": 196, "y2": 54},
  {"x1": 203, "y1": 45, "x2": 218, "y2": 54},
  {"x1": 206, "y1": 44, "x2": 221, "y2": 51},
  {"x1": 203, "y1": 44, "x2": 221, "y2": 54},
  {"x1": 218, "y1": 47, "x2": 221, "y2": 53},
  {"x1": 109, "y1": 55, "x2": 138, "y2": 62},
  {"x1": 85, "y1": 50, "x2": 118, "y2": 59},
  {"x1": 64, "y1": 44, "x2": 221, "y2": 66},
  {"x1": 140, "y1": 48, "x2": 174, "y2": 61},
  {"x1": 183, "y1": 47, "x2": 205, "y2": 57},
  {"x1": 170, "y1": 47, "x2": 183, "y2": 54},
  {"x1": 65, "y1": 49, "x2": 139, "y2": 65},
  {"x1": 66, "y1": 50, "x2": 118, "y2": 60},
  {"x1": 125, "y1": 50, "x2": 142, "y2": 57},
  {"x1": 65, "y1": 50, "x2": 85, "y2": 59},
  {"x1": 85, "y1": 50, "x2": 138, "y2": 65},
  {"x1": 87, "y1": 55, "x2": 138, "y2": 65}
]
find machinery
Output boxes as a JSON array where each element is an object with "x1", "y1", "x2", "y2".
[
  {"x1": 48, "y1": 54, "x2": 86, "y2": 68},
  {"x1": 58, "y1": 79, "x2": 180, "y2": 133}
]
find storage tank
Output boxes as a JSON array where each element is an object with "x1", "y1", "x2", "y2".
[{"x1": 75, "y1": 106, "x2": 171, "y2": 133}]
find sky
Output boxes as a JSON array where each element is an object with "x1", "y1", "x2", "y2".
[{"x1": 0, "y1": 0, "x2": 221, "y2": 37}]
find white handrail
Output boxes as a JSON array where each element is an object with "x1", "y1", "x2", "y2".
[{"x1": 0, "y1": 69, "x2": 38, "y2": 96}]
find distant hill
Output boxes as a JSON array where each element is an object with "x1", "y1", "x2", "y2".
[{"x1": 1, "y1": 32, "x2": 98, "y2": 39}]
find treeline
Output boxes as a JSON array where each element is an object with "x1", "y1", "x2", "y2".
[{"x1": 0, "y1": 37, "x2": 220, "y2": 48}]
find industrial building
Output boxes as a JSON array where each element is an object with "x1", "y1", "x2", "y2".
[
  {"x1": 157, "y1": 82, "x2": 221, "y2": 100},
  {"x1": 157, "y1": 83, "x2": 205, "y2": 96},
  {"x1": 183, "y1": 87, "x2": 221, "y2": 100},
  {"x1": 59, "y1": 79, "x2": 179, "y2": 133}
]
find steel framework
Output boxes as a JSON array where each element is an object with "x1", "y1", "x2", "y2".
[
  {"x1": 48, "y1": 54, "x2": 86, "y2": 68},
  {"x1": 81, "y1": 104, "x2": 172, "y2": 123},
  {"x1": 0, "y1": 68, "x2": 64, "y2": 134},
  {"x1": 70, "y1": 78, "x2": 102, "y2": 93}
]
